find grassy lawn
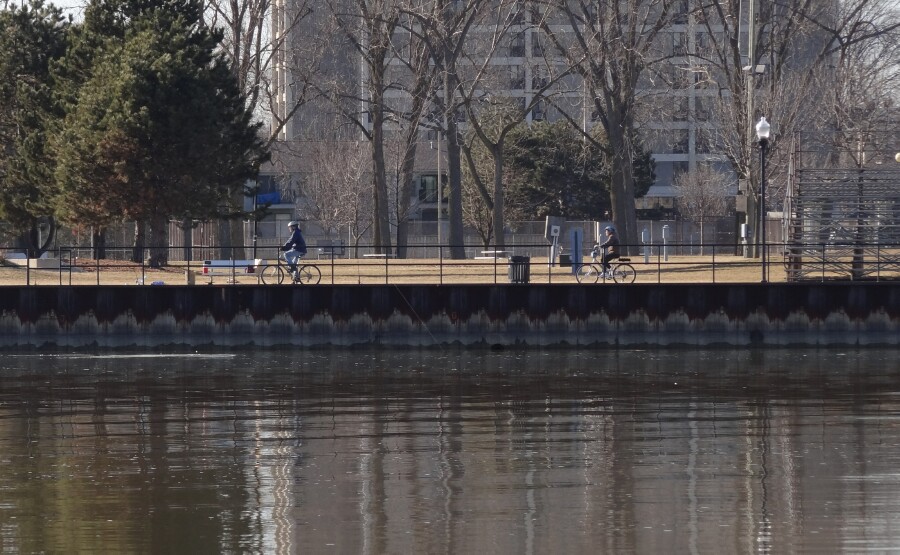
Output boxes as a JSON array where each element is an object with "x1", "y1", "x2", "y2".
[{"x1": 0, "y1": 254, "x2": 803, "y2": 285}]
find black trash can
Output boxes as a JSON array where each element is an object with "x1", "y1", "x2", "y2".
[
  {"x1": 508, "y1": 255, "x2": 530, "y2": 284},
  {"x1": 559, "y1": 254, "x2": 572, "y2": 267}
]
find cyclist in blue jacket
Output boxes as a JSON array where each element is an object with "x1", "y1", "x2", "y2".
[{"x1": 281, "y1": 221, "x2": 307, "y2": 275}]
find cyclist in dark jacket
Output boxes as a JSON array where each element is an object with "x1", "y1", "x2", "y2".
[
  {"x1": 598, "y1": 225, "x2": 620, "y2": 276},
  {"x1": 281, "y1": 221, "x2": 307, "y2": 273}
]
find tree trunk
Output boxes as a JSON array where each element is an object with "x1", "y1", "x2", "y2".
[
  {"x1": 699, "y1": 219, "x2": 705, "y2": 256},
  {"x1": 92, "y1": 227, "x2": 107, "y2": 260},
  {"x1": 445, "y1": 123, "x2": 466, "y2": 259},
  {"x1": 395, "y1": 138, "x2": 418, "y2": 259},
  {"x1": 132, "y1": 221, "x2": 145, "y2": 264},
  {"x1": 25, "y1": 217, "x2": 56, "y2": 258},
  {"x1": 215, "y1": 194, "x2": 247, "y2": 260},
  {"x1": 745, "y1": 188, "x2": 759, "y2": 258},
  {"x1": 443, "y1": 65, "x2": 466, "y2": 260},
  {"x1": 607, "y1": 118, "x2": 638, "y2": 255},
  {"x1": 182, "y1": 217, "x2": 193, "y2": 262},
  {"x1": 218, "y1": 221, "x2": 232, "y2": 260},
  {"x1": 147, "y1": 215, "x2": 168, "y2": 267},
  {"x1": 394, "y1": 56, "x2": 430, "y2": 259},
  {"x1": 491, "y1": 143, "x2": 505, "y2": 250},
  {"x1": 371, "y1": 85, "x2": 392, "y2": 255}
]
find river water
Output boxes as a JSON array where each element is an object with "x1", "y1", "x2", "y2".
[{"x1": 0, "y1": 349, "x2": 899, "y2": 554}]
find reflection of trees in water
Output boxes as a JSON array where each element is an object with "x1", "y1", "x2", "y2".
[
  {"x1": 1, "y1": 350, "x2": 899, "y2": 552},
  {"x1": 1, "y1": 349, "x2": 894, "y2": 403}
]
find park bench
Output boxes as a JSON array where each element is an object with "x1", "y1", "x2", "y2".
[
  {"x1": 474, "y1": 250, "x2": 509, "y2": 260},
  {"x1": 194, "y1": 259, "x2": 262, "y2": 284},
  {"x1": 3, "y1": 252, "x2": 62, "y2": 268},
  {"x1": 317, "y1": 240, "x2": 347, "y2": 259}
]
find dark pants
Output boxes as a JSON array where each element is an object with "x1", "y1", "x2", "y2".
[{"x1": 602, "y1": 252, "x2": 619, "y2": 272}]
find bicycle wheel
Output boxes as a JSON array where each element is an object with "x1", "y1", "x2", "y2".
[
  {"x1": 575, "y1": 264, "x2": 600, "y2": 283},
  {"x1": 260, "y1": 264, "x2": 285, "y2": 285},
  {"x1": 612, "y1": 263, "x2": 636, "y2": 283},
  {"x1": 295, "y1": 264, "x2": 321, "y2": 284}
]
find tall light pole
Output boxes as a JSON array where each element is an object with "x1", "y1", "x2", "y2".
[
  {"x1": 756, "y1": 116, "x2": 771, "y2": 283},
  {"x1": 431, "y1": 132, "x2": 443, "y2": 250},
  {"x1": 437, "y1": 129, "x2": 442, "y2": 249}
]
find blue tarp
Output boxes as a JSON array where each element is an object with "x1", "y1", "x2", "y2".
[{"x1": 256, "y1": 191, "x2": 281, "y2": 205}]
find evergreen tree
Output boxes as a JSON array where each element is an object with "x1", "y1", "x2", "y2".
[
  {"x1": 0, "y1": 0, "x2": 70, "y2": 256},
  {"x1": 504, "y1": 122, "x2": 655, "y2": 221},
  {"x1": 53, "y1": 0, "x2": 267, "y2": 264}
]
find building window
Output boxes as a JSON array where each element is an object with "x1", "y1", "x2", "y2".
[
  {"x1": 509, "y1": 65, "x2": 525, "y2": 89},
  {"x1": 673, "y1": 97, "x2": 688, "y2": 121},
  {"x1": 695, "y1": 32, "x2": 706, "y2": 50},
  {"x1": 673, "y1": 0, "x2": 688, "y2": 24},
  {"x1": 510, "y1": 1, "x2": 527, "y2": 25},
  {"x1": 672, "y1": 31, "x2": 687, "y2": 56},
  {"x1": 695, "y1": 97, "x2": 710, "y2": 121},
  {"x1": 418, "y1": 175, "x2": 440, "y2": 202},
  {"x1": 532, "y1": 35, "x2": 544, "y2": 57},
  {"x1": 672, "y1": 130, "x2": 689, "y2": 154},
  {"x1": 696, "y1": 133, "x2": 712, "y2": 154},
  {"x1": 509, "y1": 32, "x2": 525, "y2": 57},
  {"x1": 531, "y1": 69, "x2": 548, "y2": 90}
]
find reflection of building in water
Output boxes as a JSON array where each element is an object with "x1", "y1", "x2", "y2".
[
  {"x1": 247, "y1": 401, "x2": 297, "y2": 555},
  {"x1": 280, "y1": 356, "x2": 900, "y2": 553},
  {"x1": 4, "y1": 352, "x2": 900, "y2": 552}
]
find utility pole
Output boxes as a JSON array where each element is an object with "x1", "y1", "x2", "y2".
[
  {"x1": 746, "y1": 0, "x2": 756, "y2": 137},
  {"x1": 437, "y1": 129, "x2": 442, "y2": 249},
  {"x1": 743, "y1": 0, "x2": 757, "y2": 258}
]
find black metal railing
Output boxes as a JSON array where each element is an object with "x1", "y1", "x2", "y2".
[{"x1": 3, "y1": 241, "x2": 900, "y2": 286}]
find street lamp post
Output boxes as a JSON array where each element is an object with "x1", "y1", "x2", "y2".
[
  {"x1": 756, "y1": 116, "x2": 771, "y2": 283},
  {"x1": 437, "y1": 130, "x2": 442, "y2": 249},
  {"x1": 431, "y1": 132, "x2": 443, "y2": 252}
]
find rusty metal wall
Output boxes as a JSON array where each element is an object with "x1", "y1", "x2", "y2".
[{"x1": 1, "y1": 283, "x2": 898, "y2": 348}]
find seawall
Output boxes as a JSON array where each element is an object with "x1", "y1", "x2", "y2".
[{"x1": 1, "y1": 283, "x2": 899, "y2": 349}]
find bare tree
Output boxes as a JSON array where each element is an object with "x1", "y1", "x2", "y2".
[
  {"x1": 319, "y1": 0, "x2": 401, "y2": 254},
  {"x1": 673, "y1": 165, "x2": 733, "y2": 254},
  {"x1": 455, "y1": 1, "x2": 571, "y2": 249},
  {"x1": 536, "y1": 0, "x2": 675, "y2": 253},
  {"x1": 810, "y1": 0, "x2": 899, "y2": 165},
  {"x1": 461, "y1": 111, "x2": 530, "y2": 248},
  {"x1": 401, "y1": 0, "x2": 492, "y2": 259},
  {"x1": 807, "y1": 3, "x2": 899, "y2": 277},
  {"x1": 205, "y1": 0, "x2": 323, "y2": 259},
  {"x1": 388, "y1": 9, "x2": 440, "y2": 257},
  {"x1": 302, "y1": 140, "x2": 374, "y2": 252},
  {"x1": 205, "y1": 0, "x2": 324, "y2": 140},
  {"x1": 690, "y1": 0, "x2": 900, "y2": 254}
]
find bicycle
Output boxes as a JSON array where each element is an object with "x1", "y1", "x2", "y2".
[
  {"x1": 575, "y1": 248, "x2": 636, "y2": 284},
  {"x1": 259, "y1": 253, "x2": 321, "y2": 285}
]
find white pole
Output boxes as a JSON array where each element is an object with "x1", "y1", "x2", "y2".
[
  {"x1": 746, "y1": 0, "x2": 756, "y2": 140},
  {"x1": 743, "y1": 0, "x2": 756, "y2": 258},
  {"x1": 437, "y1": 130, "x2": 442, "y2": 252}
]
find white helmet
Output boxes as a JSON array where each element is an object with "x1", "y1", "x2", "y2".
[{"x1": 288, "y1": 221, "x2": 300, "y2": 228}]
